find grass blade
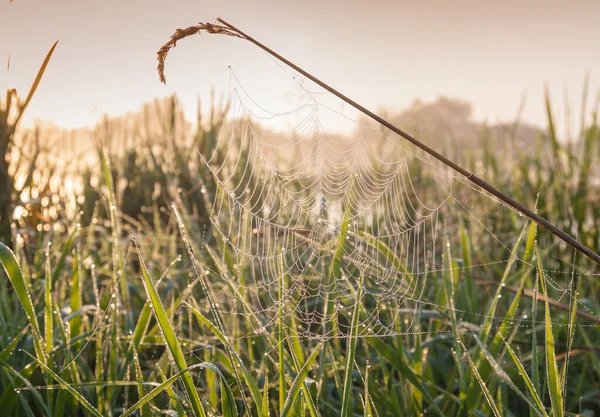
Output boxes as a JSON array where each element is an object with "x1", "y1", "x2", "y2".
[
  {"x1": 44, "y1": 251, "x2": 53, "y2": 356},
  {"x1": 0, "y1": 242, "x2": 45, "y2": 363},
  {"x1": 221, "y1": 378, "x2": 239, "y2": 417},
  {"x1": 132, "y1": 344, "x2": 152, "y2": 417},
  {"x1": 458, "y1": 341, "x2": 501, "y2": 417},
  {"x1": 363, "y1": 361, "x2": 373, "y2": 417},
  {"x1": 50, "y1": 227, "x2": 77, "y2": 286},
  {"x1": 186, "y1": 301, "x2": 263, "y2": 409},
  {"x1": 262, "y1": 374, "x2": 270, "y2": 417},
  {"x1": 536, "y1": 249, "x2": 564, "y2": 417},
  {"x1": 69, "y1": 248, "x2": 82, "y2": 340},
  {"x1": 135, "y1": 240, "x2": 206, "y2": 417},
  {"x1": 499, "y1": 335, "x2": 549, "y2": 417},
  {"x1": 284, "y1": 332, "x2": 320, "y2": 417},
  {"x1": 23, "y1": 351, "x2": 102, "y2": 417},
  {"x1": 281, "y1": 343, "x2": 322, "y2": 417},
  {"x1": 367, "y1": 337, "x2": 444, "y2": 416},
  {"x1": 470, "y1": 334, "x2": 546, "y2": 417},
  {"x1": 0, "y1": 325, "x2": 26, "y2": 361},
  {"x1": 0, "y1": 360, "x2": 53, "y2": 417},
  {"x1": 120, "y1": 362, "x2": 221, "y2": 417},
  {"x1": 13, "y1": 40, "x2": 59, "y2": 127},
  {"x1": 341, "y1": 272, "x2": 364, "y2": 417}
]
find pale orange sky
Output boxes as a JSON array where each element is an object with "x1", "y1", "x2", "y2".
[{"x1": 1, "y1": 0, "x2": 599, "y2": 135}]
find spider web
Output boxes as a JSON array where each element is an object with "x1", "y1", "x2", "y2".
[{"x1": 183, "y1": 63, "x2": 599, "y2": 350}]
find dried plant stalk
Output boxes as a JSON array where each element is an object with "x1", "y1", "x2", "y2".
[{"x1": 156, "y1": 22, "x2": 244, "y2": 84}]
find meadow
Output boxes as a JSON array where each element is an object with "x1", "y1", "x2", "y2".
[{"x1": 0, "y1": 43, "x2": 599, "y2": 417}]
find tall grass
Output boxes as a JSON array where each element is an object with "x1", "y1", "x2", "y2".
[
  {"x1": 0, "y1": 41, "x2": 58, "y2": 248},
  {"x1": 0, "y1": 87, "x2": 598, "y2": 417}
]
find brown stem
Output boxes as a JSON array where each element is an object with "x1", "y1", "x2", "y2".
[{"x1": 475, "y1": 279, "x2": 600, "y2": 325}]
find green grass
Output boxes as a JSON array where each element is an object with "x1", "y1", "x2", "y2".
[{"x1": 0, "y1": 88, "x2": 599, "y2": 417}]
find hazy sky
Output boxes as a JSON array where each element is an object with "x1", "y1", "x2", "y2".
[{"x1": 1, "y1": 0, "x2": 599, "y2": 135}]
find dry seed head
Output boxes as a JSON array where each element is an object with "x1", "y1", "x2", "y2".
[{"x1": 157, "y1": 21, "x2": 244, "y2": 84}]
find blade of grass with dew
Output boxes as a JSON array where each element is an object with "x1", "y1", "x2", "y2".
[
  {"x1": 206, "y1": 346, "x2": 218, "y2": 410},
  {"x1": 461, "y1": 223, "x2": 530, "y2": 416},
  {"x1": 92, "y1": 264, "x2": 104, "y2": 413},
  {"x1": 100, "y1": 150, "x2": 128, "y2": 313},
  {"x1": 110, "y1": 257, "x2": 136, "y2": 411},
  {"x1": 499, "y1": 335, "x2": 549, "y2": 417},
  {"x1": 278, "y1": 246, "x2": 287, "y2": 413},
  {"x1": 325, "y1": 207, "x2": 351, "y2": 328},
  {"x1": 560, "y1": 263, "x2": 578, "y2": 400},
  {"x1": 157, "y1": 365, "x2": 186, "y2": 417},
  {"x1": 459, "y1": 218, "x2": 475, "y2": 311},
  {"x1": 4, "y1": 373, "x2": 37, "y2": 417},
  {"x1": 480, "y1": 223, "x2": 528, "y2": 343},
  {"x1": 221, "y1": 378, "x2": 239, "y2": 417},
  {"x1": 50, "y1": 226, "x2": 77, "y2": 287},
  {"x1": 364, "y1": 361, "x2": 373, "y2": 417},
  {"x1": 186, "y1": 301, "x2": 263, "y2": 409},
  {"x1": 470, "y1": 334, "x2": 547, "y2": 417},
  {"x1": 0, "y1": 324, "x2": 27, "y2": 361},
  {"x1": 44, "y1": 251, "x2": 53, "y2": 359},
  {"x1": 120, "y1": 362, "x2": 224, "y2": 417},
  {"x1": 140, "y1": 254, "x2": 186, "y2": 338},
  {"x1": 530, "y1": 275, "x2": 541, "y2": 417},
  {"x1": 69, "y1": 247, "x2": 82, "y2": 341},
  {"x1": 133, "y1": 302, "x2": 152, "y2": 348},
  {"x1": 284, "y1": 330, "x2": 320, "y2": 417},
  {"x1": 366, "y1": 337, "x2": 445, "y2": 416},
  {"x1": 412, "y1": 306, "x2": 424, "y2": 410},
  {"x1": 457, "y1": 340, "x2": 501, "y2": 417},
  {"x1": 442, "y1": 232, "x2": 465, "y2": 398},
  {"x1": 536, "y1": 249, "x2": 564, "y2": 417},
  {"x1": 135, "y1": 241, "x2": 207, "y2": 417},
  {"x1": 52, "y1": 305, "x2": 77, "y2": 417},
  {"x1": 0, "y1": 242, "x2": 45, "y2": 363},
  {"x1": 131, "y1": 342, "x2": 152, "y2": 417},
  {"x1": 262, "y1": 374, "x2": 270, "y2": 417},
  {"x1": 100, "y1": 149, "x2": 126, "y2": 409},
  {"x1": 0, "y1": 251, "x2": 10, "y2": 346},
  {"x1": 277, "y1": 244, "x2": 311, "y2": 368},
  {"x1": 23, "y1": 351, "x2": 102, "y2": 417},
  {"x1": 467, "y1": 241, "x2": 530, "y2": 405},
  {"x1": 329, "y1": 205, "x2": 351, "y2": 281},
  {"x1": 341, "y1": 272, "x2": 364, "y2": 417},
  {"x1": 281, "y1": 343, "x2": 322, "y2": 417},
  {"x1": 145, "y1": 276, "x2": 201, "y2": 338},
  {"x1": 0, "y1": 360, "x2": 53, "y2": 417},
  {"x1": 0, "y1": 362, "x2": 38, "y2": 414}
]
